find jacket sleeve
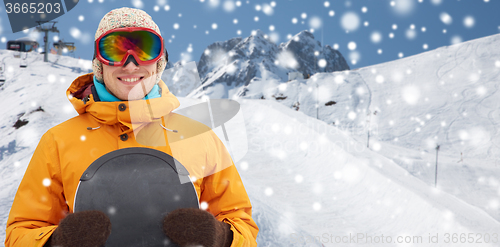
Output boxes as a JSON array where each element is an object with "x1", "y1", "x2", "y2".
[
  {"x1": 5, "y1": 131, "x2": 68, "y2": 247},
  {"x1": 200, "y1": 132, "x2": 259, "y2": 247}
]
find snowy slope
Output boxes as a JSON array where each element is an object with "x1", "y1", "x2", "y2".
[
  {"x1": 240, "y1": 33, "x2": 500, "y2": 224},
  {"x1": 237, "y1": 99, "x2": 500, "y2": 247}
]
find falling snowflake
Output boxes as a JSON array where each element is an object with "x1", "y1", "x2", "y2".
[
  {"x1": 70, "y1": 27, "x2": 81, "y2": 39},
  {"x1": 431, "y1": 0, "x2": 442, "y2": 5},
  {"x1": 375, "y1": 75, "x2": 384, "y2": 83},
  {"x1": 309, "y1": 16, "x2": 322, "y2": 29},
  {"x1": 208, "y1": 0, "x2": 220, "y2": 8},
  {"x1": 268, "y1": 32, "x2": 279, "y2": 43},
  {"x1": 402, "y1": 85, "x2": 420, "y2": 105},
  {"x1": 349, "y1": 51, "x2": 360, "y2": 65},
  {"x1": 131, "y1": 0, "x2": 144, "y2": 9},
  {"x1": 295, "y1": 174, "x2": 304, "y2": 183},
  {"x1": 334, "y1": 74, "x2": 344, "y2": 84},
  {"x1": 347, "y1": 41, "x2": 357, "y2": 50},
  {"x1": 450, "y1": 35, "x2": 462, "y2": 45},
  {"x1": 42, "y1": 178, "x2": 51, "y2": 187},
  {"x1": 406, "y1": 28, "x2": 417, "y2": 40},
  {"x1": 223, "y1": 0, "x2": 236, "y2": 12},
  {"x1": 462, "y1": 16, "x2": 474, "y2": 28},
  {"x1": 264, "y1": 187, "x2": 273, "y2": 196},
  {"x1": 262, "y1": 4, "x2": 274, "y2": 15},
  {"x1": 341, "y1": 12, "x2": 360, "y2": 31},
  {"x1": 440, "y1": 12, "x2": 453, "y2": 25},
  {"x1": 318, "y1": 59, "x2": 327, "y2": 68},
  {"x1": 371, "y1": 31, "x2": 382, "y2": 43},
  {"x1": 348, "y1": 111, "x2": 357, "y2": 120},
  {"x1": 392, "y1": 0, "x2": 416, "y2": 16},
  {"x1": 277, "y1": 51, "x2": 298, "y2": 69}
]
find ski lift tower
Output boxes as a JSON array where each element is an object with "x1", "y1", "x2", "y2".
[
  {"x1": 35, "y1": 21, "x2": 59, "y2": 62},
  {"x1": 0, "y1": 56, "x2": 7, "y2": 84}
]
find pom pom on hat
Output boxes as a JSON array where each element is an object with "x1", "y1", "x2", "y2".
[{"x1": 92, "y1": 7, "x2": 167, "y2": 84}]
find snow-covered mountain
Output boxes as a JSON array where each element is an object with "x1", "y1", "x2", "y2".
[
  {"x1": 162, "y1": 30, "x2": 349, "y2": 98},
  {"x1": 1, "y1": 32, "x2": 500, "y2": 247}
]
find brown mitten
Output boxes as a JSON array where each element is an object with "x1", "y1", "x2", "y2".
[
  {"x1": 163, "y1": 208, "x2": 233, "y2": 247},
  {"x1": 45, "y1": 210, "x2": 111, "y2": 247}
]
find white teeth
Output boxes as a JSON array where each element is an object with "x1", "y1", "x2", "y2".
[{"x1": 121, "y1": 77, "x2": 140, "y2": 82}]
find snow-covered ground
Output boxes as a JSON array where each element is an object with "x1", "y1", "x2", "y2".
[
  {"x1": 1, "y1": 33, "x2": 500, "y2": 247},
  {"x1": 222, "y1": 32, "x2": 500, "y2": 227}
]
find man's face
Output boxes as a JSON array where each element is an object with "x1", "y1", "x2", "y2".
[{"x1": 102, "y1": 61, "x2": 157, "y2": 101}]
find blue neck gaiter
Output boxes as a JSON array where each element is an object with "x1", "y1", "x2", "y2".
[{"x1": 93, "y1": 76, "x2": 161, "y2": 102}]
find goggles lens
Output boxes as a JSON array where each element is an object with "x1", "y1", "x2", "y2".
[{"x1": 99, "y1": 30, "x2": 162, "y2": 63}]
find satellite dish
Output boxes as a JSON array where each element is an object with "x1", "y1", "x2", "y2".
[{"x1": 74, "y1": 147, "x2": 199, "y2": 247}]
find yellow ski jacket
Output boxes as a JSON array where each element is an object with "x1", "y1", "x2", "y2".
[{"x1": 5, "y1": 73, "x2": 258, "y2": 247}]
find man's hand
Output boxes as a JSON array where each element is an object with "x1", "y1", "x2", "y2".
[
  {"x1": 45, "y1": 210, "x2": 111, "y2": 247},
  {"x1": 163, "y1": 208, "x2": 233, "y2": 247}
]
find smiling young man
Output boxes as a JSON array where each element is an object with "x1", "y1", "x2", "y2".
[{"x1": 5, "y1": 7, "x2": 258, "y2": 247}]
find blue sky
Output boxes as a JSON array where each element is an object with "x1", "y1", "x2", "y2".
[{"x1": 1, "y1": 0, "x2": 499, "y2": 69}]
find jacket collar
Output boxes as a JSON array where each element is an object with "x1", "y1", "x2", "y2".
[{"x1": 67, "y1": 73, "x2": 180, "y2": 132}]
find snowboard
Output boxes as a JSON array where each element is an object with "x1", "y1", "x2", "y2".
[{"x1": 74, "y1": 147, "x2": 199, "y2": 247}]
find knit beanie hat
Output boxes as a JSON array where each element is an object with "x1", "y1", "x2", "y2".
[{"x1": 92, "y1": 7, "x2": 167, "y2": 84}]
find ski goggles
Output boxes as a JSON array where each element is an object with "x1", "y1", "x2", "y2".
[{"x1": 94, "y1": 27, "x2": 167, "y2": 66}]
